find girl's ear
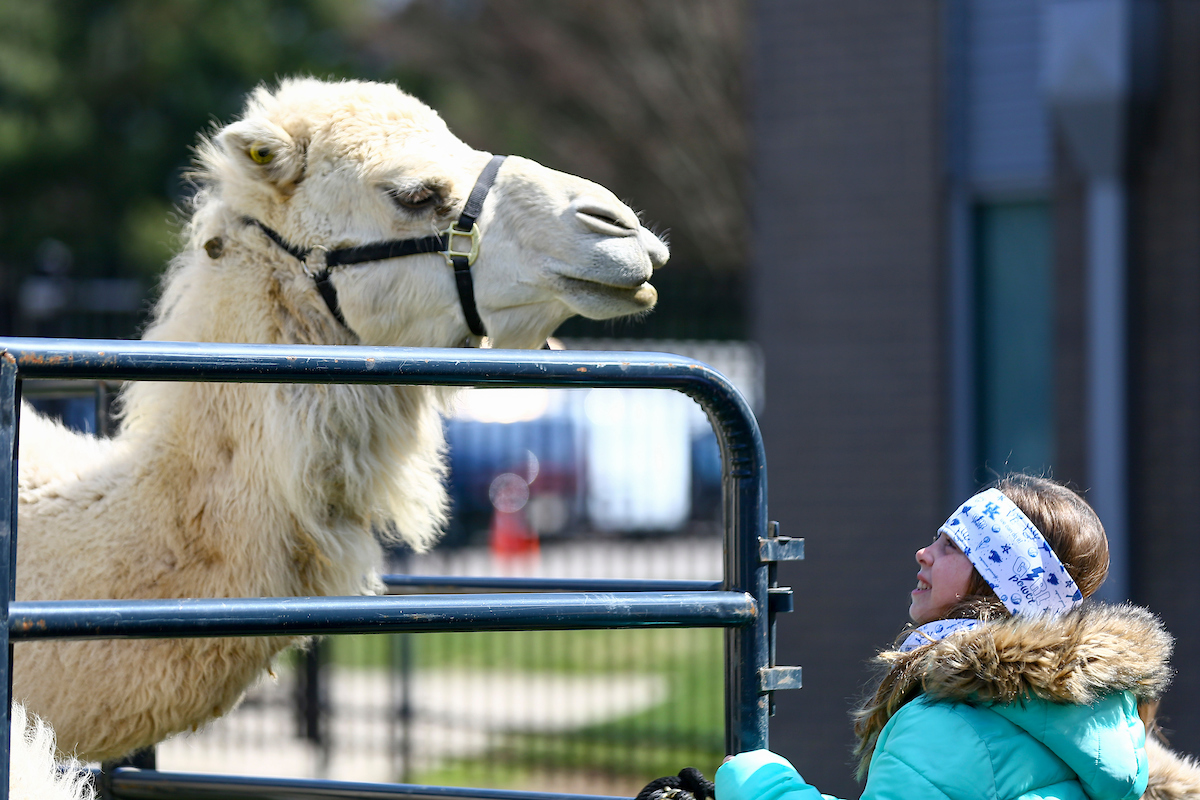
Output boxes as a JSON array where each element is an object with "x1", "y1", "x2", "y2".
[{"x1": 217, "y1": 118, "x2": 306, "y2": 189}]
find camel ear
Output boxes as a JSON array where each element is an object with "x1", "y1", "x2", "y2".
[{"x1": 217, "y1": 119, "x2": 305, "y2": 188}]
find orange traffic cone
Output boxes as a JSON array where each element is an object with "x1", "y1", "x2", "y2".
[{"x1": 489, "y1": 508, "x2": 540, "y2": 559}]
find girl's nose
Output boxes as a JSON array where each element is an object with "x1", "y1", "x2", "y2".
[{"x1": 915, "y1": 546, "x2": 931, "y2": 566}]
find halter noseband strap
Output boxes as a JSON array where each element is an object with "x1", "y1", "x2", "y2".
[{"x1": 242, "y1": 154, "x2": 506, "y2": 339}]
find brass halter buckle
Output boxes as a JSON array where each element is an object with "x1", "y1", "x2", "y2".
[
  {"x1": 303, "y1": 245, "x2": 329, "y2": 278},
  {"x1": 440, "y1": 223, "x2": 481, "y2": 267}
]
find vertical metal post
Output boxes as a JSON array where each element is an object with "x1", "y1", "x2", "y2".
[
  {"x1": 294, "y1": 640, "x2": 327, "y2": 773},
  {"x1": 394, "y1": 633, "x2": 414, "y2": 784},
  {"x1": 1043, "y1": 0, "x2": 1143, "y2": 602},
  {"x1": 718, "y1": 399, "x2": 770, "y2": 755},
  {"x1": 1086, "y1": 178, "x2": 1129, "y2": 603},
  {"x1": 0, "y1": 354, "x2": 20, "y2": 800},
  {"x1": 96, "y1": 381, "x2": 111, "y2": 438}
]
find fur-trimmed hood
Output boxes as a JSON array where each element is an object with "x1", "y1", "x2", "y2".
[
  {"x1": 909, "y1": 602, "x2": 1172, "y2": 706},
  {"x1": 854, "y1": 603, "x2": 1174, "y2": 778}
]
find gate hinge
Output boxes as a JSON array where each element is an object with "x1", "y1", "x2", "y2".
[{"x1": 758, "y1": 666, "x2": 803, "y2": 693}]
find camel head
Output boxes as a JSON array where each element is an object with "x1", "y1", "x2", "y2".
[{"x1": 191, "y1": 77, "x2": 668, "y2": 349}]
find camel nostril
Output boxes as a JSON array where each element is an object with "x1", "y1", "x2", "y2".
[
  {"x1": 581, "y1": 211, "x2": 625, "y2": 228},
  {"x1": 575, "y1": 204, "x2": 637, "y2": 236}
]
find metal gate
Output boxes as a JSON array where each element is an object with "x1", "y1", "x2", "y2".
[{"x1": 0, "y1": 338, "x2": 803, "y2": 800}]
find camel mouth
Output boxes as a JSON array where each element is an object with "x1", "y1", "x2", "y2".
[{"x1": 557, "y1": 275, "x2": 658, "y2": 315}]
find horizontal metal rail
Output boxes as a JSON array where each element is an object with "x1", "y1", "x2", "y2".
[
  {"x1": 5, "y1": 338, "x2": 730, "y2": 393},
  {"x1": 101, "y1": 768, "x2": 630, "y2": 800},
  {"x1": 9, "y1": 592, "x2": 755, "y2": 641},
  {"x1": 382, "y1": 575, "x2": 723, "y2": 593}
]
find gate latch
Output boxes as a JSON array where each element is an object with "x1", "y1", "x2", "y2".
[
  {"x1": 759, "y1": 527, "x2": 804, "y2": 563},
  {"x1": 758, "y1": 521, "x2": 802, "y2": 699},
  {"x1": 759, "y1": 666, "x2": 803, "y2": 692}
]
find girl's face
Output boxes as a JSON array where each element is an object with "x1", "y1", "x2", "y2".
[{"x1": 909, "y1": 532, "x2": 976, "y2": 624}]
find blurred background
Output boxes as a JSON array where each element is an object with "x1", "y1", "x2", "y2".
[{"x1": 5, "y1": 1, "x2": 1200, "y2": 798}]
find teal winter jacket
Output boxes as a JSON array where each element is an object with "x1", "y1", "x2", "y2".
[{"x1": 717, "y1": 604, "x2": 1174, "y2": 800}]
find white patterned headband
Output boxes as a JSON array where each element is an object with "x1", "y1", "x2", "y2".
[{"x1": 939, "y1": 487, "x2": 1083, "y2": 616}]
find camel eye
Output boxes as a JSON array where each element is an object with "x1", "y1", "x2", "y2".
[
  {"x1": 248, "y1": 142, "x2": 274, "y2": 164},
  {"x1": 387, "y1": 185, "x2": 439, "y2": 211}
]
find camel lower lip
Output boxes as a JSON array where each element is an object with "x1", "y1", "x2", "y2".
[
  {"x1": 560, "y1": 275, "x2": 650, "y2": 294},
  {"x1": 558, "y1": 275, "x2": 656, "y2": 308}
]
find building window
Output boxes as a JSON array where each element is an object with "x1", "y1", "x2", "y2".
[{"x1": 973, "y1": 200, "x2": 1054, "y2": 480}]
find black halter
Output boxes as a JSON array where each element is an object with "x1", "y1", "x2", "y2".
[{"x1": 243, "y1": 154, "x2": 505, "y2": 339}]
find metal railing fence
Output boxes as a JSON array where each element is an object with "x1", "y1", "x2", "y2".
[{"x1": 0, "y1": 338, "x2": 802, "y2": 800}]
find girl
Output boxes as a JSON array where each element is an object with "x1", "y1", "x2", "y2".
[{"x1": 715, "y1": 474, "x2": 1189, "y2": 800}]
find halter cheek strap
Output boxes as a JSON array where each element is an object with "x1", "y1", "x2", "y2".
[
  {"x1": 239, "y1": 154, "x2": 506, "y2": 339},
  {"x1": 446, "y1": 154, "x2": 505, "y2": 338}
]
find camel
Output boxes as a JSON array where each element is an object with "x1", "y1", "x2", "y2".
[{"x1": 13, "y1": 77, "x2": 668, "y2": 762}]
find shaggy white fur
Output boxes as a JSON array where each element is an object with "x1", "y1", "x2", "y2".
[
  {"x1": 10, "y1": 704, "x2": 95, "y2": 800},
  {"x1": 14, "y1": 77, "x2": 667, "y2": 762}
]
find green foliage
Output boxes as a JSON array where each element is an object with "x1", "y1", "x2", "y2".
[{"x1": 0, "y1": 0, "x2": 371, "y2": 281}]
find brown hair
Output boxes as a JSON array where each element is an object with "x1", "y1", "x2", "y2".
[
  {"x1": 852, "y1": 474, "x2": 1111, "y2": 779},
  {"x1": 943, "y1": 473, "x2": 1109, "y2": 619}
]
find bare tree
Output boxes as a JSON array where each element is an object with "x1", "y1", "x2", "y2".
[{"x1": 361, "y1": 0, "x2": 748, "y2": 276}]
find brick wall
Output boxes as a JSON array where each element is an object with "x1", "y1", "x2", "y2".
[
  {"x1": 750, "y1": 2, "x2": 947, "y2": 795},
  {"x1": 1128, "y1": 0, "x2": 1200, "y2": 756}
]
